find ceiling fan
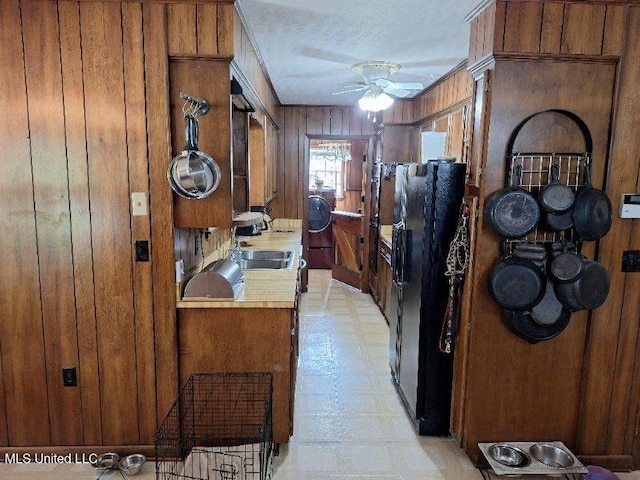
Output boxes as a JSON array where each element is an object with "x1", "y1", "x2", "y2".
[{"x1": 335, "y1": 61, "x2": 424, "y2": 112}]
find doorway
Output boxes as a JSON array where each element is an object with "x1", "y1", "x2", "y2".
[{"x1": 304, "y1": 136, "x2": 373, "y2": 292}]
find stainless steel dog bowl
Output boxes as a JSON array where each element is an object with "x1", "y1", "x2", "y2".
[
  {"x1": 488, "y1": 443, "x2": 531, "y2": 468},
  {"x1": 529, "y1": 443, "x2": 575, "y2": 468},
  {"x1": 91, "y1": 452, "x2": 120, "y2": 469},
  {"x1": 119, "y1": 454, "x2": 146, "y2": 475}
]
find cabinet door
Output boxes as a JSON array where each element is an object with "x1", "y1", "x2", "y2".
[
  {"x1": 466, "y1": 70, "x2": 492, "y2": 188},
  {"x1": 265, "y1": 122, "x2": 278, "y2": 202},
  {"x1": 248, "y1": 116, "x2": 265, "y2": 206},
  {"x1": 170, "y1": 59, "x2": 232, "y2": 228}
]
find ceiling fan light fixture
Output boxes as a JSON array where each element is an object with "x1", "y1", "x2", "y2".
[{"x1": 358, "y1": 89, "x2": 394, "y2": 112}]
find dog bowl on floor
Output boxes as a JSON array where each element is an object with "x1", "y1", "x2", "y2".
[
  {"x1": 529, "y1": 442, "x2": 575, "y2": 468},
  {"x1": 119, "y1": 454, "x2": 146, "y2": 475},
  {"x1": 488, "y1": 443, "x2": 531, "y2": 468},
  {"x1": 92, "y1": 452, "x2": 120, "y2": 470}
]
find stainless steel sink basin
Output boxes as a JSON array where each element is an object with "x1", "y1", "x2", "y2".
[{"x1": 237, "y1": 250, "x2": 294, "y2": 269}]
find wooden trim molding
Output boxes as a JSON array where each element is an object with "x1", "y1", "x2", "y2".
[{"x1": 469, "y1": 51, "x2": 619, "y2": 76}]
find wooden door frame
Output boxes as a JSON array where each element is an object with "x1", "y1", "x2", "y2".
[{"x1": 301, "y1": 134, "x2": 375, "y2": 292}]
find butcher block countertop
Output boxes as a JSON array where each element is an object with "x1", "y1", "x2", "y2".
[
  {"x1": 177, "y1": 219, "x2": 302, "y2": 309},
  {"x1": 379, "y1": 224, "x2": 393, "y2": 247}
]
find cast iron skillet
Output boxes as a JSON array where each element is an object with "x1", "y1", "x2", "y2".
[
  {"x1": 542, "y1": 210, "x2": 574, "y2": 232},
  {"x1": 530, "y1": 279, "x2": 564, "y2": 326},
  {"x1": 554, "y1": 258, "x2": 610, "y2": 311},
  {"x1": 539, "y1": 164, "x2": 575, "y2": 214},
  {"x1": 572, "y1": 163, "x2": 612, "y2": 241},
  {"x1": 487, "y1": 254, "x2": 546, "y2": 311},
  {"x1": 503, "y1": 308, "x2": 571, "y2": 344},
  {"x1": 484, "y1": 165, "x2": 540, "y2": 239}
]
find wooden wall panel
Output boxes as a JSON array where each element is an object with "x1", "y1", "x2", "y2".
[
  {"x1": 461, "y1": 60, "x2": 616, "y2": 461},
  {"x1": 0, "y1": 0, "x2": 50, "y2": 447},
  {"x1": 579, "y1": 5, "x2": 640, "y2": 456},
  {"x1": 561, "y1": 3, "x2": 607, "y2": 55},
  {"x1": 413, "y1": 65, "x2": 473, "y2": 124},
  {"x1": 272, "y1": 106, "x2": 373, "y2": 220},
  {"x1": 540, "y1": 2, "x2": 565, "y2": 53},
  {"x1": 196, "y1": 4, "x2": 218, "y2": 55},
  {"x1": 167, "y1": 4, "x2": 197, "y2": 56},
  {"x1": 469, "y1": 1, "x2": 627, "y2": 68},
  {"x1": 122, "y1": 3, "x2": 157, "y2": 444},
  {"x1": 217, "y1": 4, "x2": 234, "y2": 56},
  {"x1": 58, "y1": 1, "x2": 103, "y2": 445},
  {"x1": 503, "y1": 1, "x2": 543, "y2": 53},
  {"x1": 167, "y1": 3, "x2": 233, "y2": 57},
  {"x1": 143, "y1": 3, "x2": 178, "y2": 427},
  {"x1": 233, "y1": 7, "x2": 278, "y2": 119},
  {"x1": 602, "y1": 4, "x2": 626, "y2": 56},
  {"x1": 79, "y1": 2, "x2": 139, "y2": 446},
  {"x1": 22, "y1": 0, "x2": 83, "y2": 446}
]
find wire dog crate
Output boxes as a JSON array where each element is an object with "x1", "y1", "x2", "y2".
[{"x1": 155, "y1": 373, "x2": 273, "y2": 480}]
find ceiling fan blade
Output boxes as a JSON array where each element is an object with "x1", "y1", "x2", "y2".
[
  {"x1": 383, "y1": 88, "x2": 413, "y2": 98},
  {"x1": 376, "y1": 78, "x2": 424, "y2": 91},
  {"x1": 338, "y1": 81, "x2": 368, "y2": 88},
  {"x1": 333, "y1": 86, "x2": 368, "y2": 95}
]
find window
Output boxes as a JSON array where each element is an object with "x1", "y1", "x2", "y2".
[{"x1": 309, "y1": 141, "x2": 351, "y2": 196}]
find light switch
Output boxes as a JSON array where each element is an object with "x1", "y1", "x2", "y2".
[{"x1": 131, "y1": 192, "x2": 148, "y2": 216}]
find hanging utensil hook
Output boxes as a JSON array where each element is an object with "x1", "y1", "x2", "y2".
[{"x1": 180, "y1": 91, "x2": 209, "y2": 117}]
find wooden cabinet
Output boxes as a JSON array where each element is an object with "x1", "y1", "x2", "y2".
[
  {"x1": 178, "y1": 305, "x2": 298, "y2": 445},
  {"x1": 170, "y1": 59, "x2": 233, "y2": 228},
  {"x1": 233, "y1": 109, "x2": 249, "y2": 213},
  {"x1": 249, "y1": 115, "x2": 278, "y2": 206},
  {"x1": 248, "y1": 117, "x2": 265, "y2": 206},
  {"x1": 420, "y1": 103, "x2": 472, "y2": 169},
  {"x1": 380, "y1": 124, "x2": 415, "y2": 163},
  {"x1": 378, "y1": 239, "x2": 393, "y2": 321},
  {"x1": 265, "y1": 121, "x2": 278, "y2": 203}
]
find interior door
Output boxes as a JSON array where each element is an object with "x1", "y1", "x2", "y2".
[{"x1": 331, "y1": 211, "x2": 365, "y2": 290}]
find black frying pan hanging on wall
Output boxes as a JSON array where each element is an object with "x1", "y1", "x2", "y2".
[
  {"x1": 484, "y1": 165, "x2": 540, "y2": 238},
  {"x1": 503, "y1": 308, "x2": 571, "y2": 344},
  {"x1": 572, "y1": 163, "x2": 613, "y2": 241},
  {"x1": 487, "y1": 254, "x2": 546, "y2": 311}
]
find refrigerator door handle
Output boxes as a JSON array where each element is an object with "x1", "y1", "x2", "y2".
[{"x1": 391, "y1": 222, "x2": 404, "y2": 287}]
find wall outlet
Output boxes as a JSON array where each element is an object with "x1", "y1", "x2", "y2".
[
  {"x1": 622, "y1": 250, "x2": 640, "y2": 272},
  {"x1": 134, "y1": 240, "x2": 149, "y2": 262},
  {"x1": 62, "y1": 367, "x2": 77, "y2": 387}
]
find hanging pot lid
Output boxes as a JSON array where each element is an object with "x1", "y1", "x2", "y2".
[{"x1": 168, "y1": 115, "x2": 221, "y2": 200}]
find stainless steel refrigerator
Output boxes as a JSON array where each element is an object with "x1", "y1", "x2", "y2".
[{"x1": 388, "y1": 160, "x2": 466, "y2": 435}]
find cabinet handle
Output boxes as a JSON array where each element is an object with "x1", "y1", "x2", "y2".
[{"x1": 299, "y1": 258, "x2": 307, "y2": 269}]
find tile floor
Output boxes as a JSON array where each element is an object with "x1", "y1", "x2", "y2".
[{"x1": 0, "y1": 270, "x2": 638, "y2": 480}]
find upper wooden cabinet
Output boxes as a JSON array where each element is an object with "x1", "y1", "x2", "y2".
[
  {"x1": 380, "y1": 124, "x2": 416, "y2": 163},
  {"x1": 170, "y1": 59, "x2": 233, "y2": 228},
  {"x1": 249, "y1": 115, "x2": 278, "y2": 207}
]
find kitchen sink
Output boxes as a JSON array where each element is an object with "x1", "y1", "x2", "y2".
[{"x1": 237, "y1": 250, "x2": 294, "y2": 269}]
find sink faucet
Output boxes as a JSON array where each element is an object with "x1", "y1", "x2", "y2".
[{"x1": 228, "y1": 226, "x2": 242, "y2": 262}]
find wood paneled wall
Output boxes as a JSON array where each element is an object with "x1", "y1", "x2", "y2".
[
  {"x1": 272, "y1": 106, "x2": 376, "y2": 219},
  {"x1": 468, "y1": 0, "x2": 626, "y2": 65},
  {"x1": 413, "y1": 65, "x2": 474, "y2": 123},
  {"x1": 461, "y1": 0, "x2": 640, "y2": 467},
  {"x1": 0, "y1": 0, "x2": 236, "y2": 450},
  {"x1": 233, "y1": 6, "x2": 279, "y2": 118},
  {"x1": 0, "y1": 0, "x2": 166, "y2": 448},
  {"x1": 166, "y1": 2, "x2": 234, "y2": 57}
]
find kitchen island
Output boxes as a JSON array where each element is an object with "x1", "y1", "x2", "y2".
[{"x1": 176, "y1": 220, "x2": 302, "y2": 445}]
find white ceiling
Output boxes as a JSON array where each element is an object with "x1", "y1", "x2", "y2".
[{"x1": 235, "y1": 0, "x2": 482, "y2": 106}]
